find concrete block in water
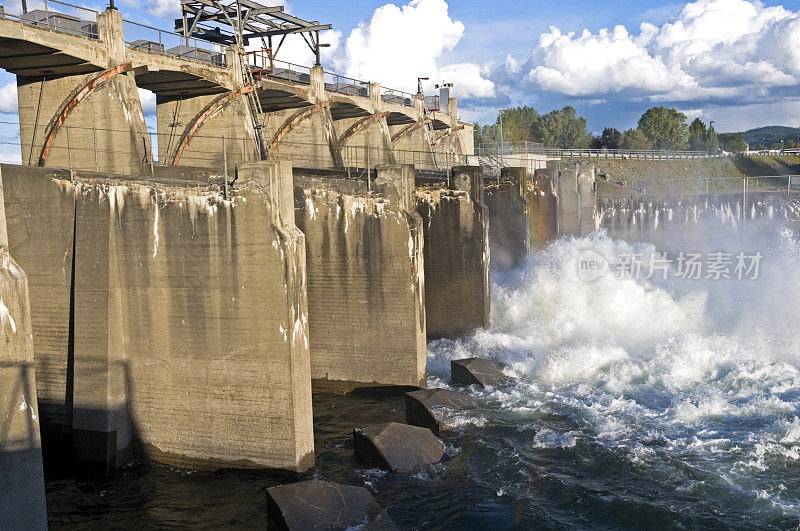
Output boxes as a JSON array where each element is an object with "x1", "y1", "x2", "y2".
[
  {"x1": 405, "y1": 388, "x2": 478, "y2": 433},
  {"x1": 451, "y1": 358, "x2": 509, "y2": 388},
  {"x1": 266, "y1": 480, "x2": 396, "y2": 530},
  {"x1": 353, "y1": 422, "x2": 444, "y2": 473}
]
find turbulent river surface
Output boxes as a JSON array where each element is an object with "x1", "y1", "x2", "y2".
[{"x1": 46, "y1": 217, "x2": 800, "y2": 529}]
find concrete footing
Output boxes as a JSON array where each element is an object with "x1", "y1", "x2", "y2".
[
  {"x1": 416, "y1": 166, "x2": 489, "y2": 338},
  {"x1": 295, "y1": 165, "x2": 427, "y2": 392}
]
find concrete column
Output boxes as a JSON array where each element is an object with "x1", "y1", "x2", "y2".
[
  {"x1": 4, "y1": 164, "x2": 314, "y2": 473},
  {"x1": 0, "y1": 165, "x2": 47, "y2": 529},
  {"x1": 237, "y1": 160, "x2": 296, "y2": 226},
  {"x1": 448, "y1": 97, "x2": 458, "y2": 127},
  {"x1": 71, "y1": 186, "x2": 132, "y2": 474},
  {"x1": 452, "y1": 165, "x2": 484, "y2": 203},
  {"x1": 484, "y1": 167, "x2": 531, "y2": 270},
  {"x1": 369, "y1": 83, "x2": 381, "y2": 111},
  {"x1": 97, "y1": 8, "x2": 126, "y2": 64},
  {"x1": 295, "y1": 171, "x2": 427, "y2": 392},
  {"x1": 375, "y1": 164, "x2": 415, "y2": 211},
  {"x1": 416, "y1": 165, "x2": 490, "y2": 338},
  {"x1": 310, "y1": 65, "x2": 325, "y2": 102},
  {"x1": 554, "y1": 163, "x2": 597, "y2": 238},
  {"x1": 414, "y1": 93, "x2": 424, "y2": 118}
]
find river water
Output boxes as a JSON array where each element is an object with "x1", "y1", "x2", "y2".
[{"x1": 45, "y1": 212, "x2": 800, "y2": 529}]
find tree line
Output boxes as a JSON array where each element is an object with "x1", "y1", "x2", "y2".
[{"x1": 475, "y1": 105, "x2": 749, "y2": 153}]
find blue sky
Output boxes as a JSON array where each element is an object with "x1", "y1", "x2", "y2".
[{"x1": 4, "y1": 0, "x2": 800, "y2": 160}]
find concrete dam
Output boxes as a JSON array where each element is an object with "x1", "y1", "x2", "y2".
[{"x1": 0, "y1": 2, "x2": 666, "y2": 527}]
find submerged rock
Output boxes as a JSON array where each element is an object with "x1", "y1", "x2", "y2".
[
  {"x1": 353, "y1": 422, "x2": 444, "y2": 473},
  {"x1": 266, "y1": 480, "x2": 395, "y2": 530},
  {"x1": 405, "y1": 388, "x2": 478, "y2": 433},
  {"x1": 450, "y1": 357, "x2": 509, "y2": 388}
]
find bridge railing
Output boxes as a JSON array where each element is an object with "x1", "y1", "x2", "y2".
[
  {"x1": 323, "y1": 71, "x2": 367, "y2": 97},
  {"x1": 381, "y1": 87, "x2": 415, "y2": 108},
  {"x1": 267, "y1": 58, "x2": 312, "y2": 85},
  {"x1": 0, "y1": 0, "x2": 98, "y2": 39},
  {"x1": 477, "y1": 142, "x2": 713, "y2": 160},
  {"x1": 122, "y1": 18, "x2": 226, "y2": 67}
]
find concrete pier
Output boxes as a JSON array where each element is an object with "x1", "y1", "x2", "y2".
[
  {"x1": 14, "y1": 9, "x2": 151, "y2": 174},
  {"x1": 0, "y1": 167, "x2": 48, "y2": 529},
  {"x1": 2, "y1": 162, "x2": 314, "y2": 473},
  {"x1": 416, "y1": 166, "x2": 490, "y2": 338},
  {"x1": 484, "y1": 167, "x2": 532, "y2": 270},
  {"x1": 295, "y1": 165, "x2": 426, "y2": 392}
]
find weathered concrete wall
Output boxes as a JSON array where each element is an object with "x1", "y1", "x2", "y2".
[
  {"x1": 484, "y1": 167, "x2": 530, "y2": 270},
  {"x1": 0, "y1": 167, "x2": 48, "y2": 529},
  {"x1": 2, "y1": 166, "x2": 75, "y2": 461},
  {"x1": 2, "y1": 162, "x2": 314, "y2": 473},
  {"x1": 416, "y1": 166, "x2": 490, "y2": 338},
  {"x1": 156, "y1": 93, "x2": 257, "y2": 167},
  {"x1": 294, "y1": 166, "x2": 426, "y2": 392},
  {"x1": 551, "y1": 162, "x2": 597, "y2": 238}
]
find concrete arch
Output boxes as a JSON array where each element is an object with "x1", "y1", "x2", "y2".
[
  {"x1": 337, "y1": 112, "x2": 390, "y2": 148},
  {"x1": 171, "y1": 86, "x2": 254, "y2": 165},
  {"x1": 267, "y1": 101, "x2": 335, "y2": 154},
  {"x1": 38, "y1": 62, "x2": 134, "y2": 166},
  {"x1": 391, "y1": 118, "x2": 432, "y2": 145}
]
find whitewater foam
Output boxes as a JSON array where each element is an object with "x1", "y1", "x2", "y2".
[{"x1": 428, "y1": 222, "x2": 800, "y2": 521}]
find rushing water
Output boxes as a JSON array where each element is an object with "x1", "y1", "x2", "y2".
[{"x1": 45, "y1": 214, "x2": 800, "y2": 529}]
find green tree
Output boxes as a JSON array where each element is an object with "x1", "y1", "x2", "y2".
[
  {"x1": 718, "y1": 132, "x2": 747, "y2": 153},
  {"x1": 620, "y1": 128, "x2": 651, "y2": 150},
  {"x1": 637, "y1": 106, "x2": 688, "y2": 150},
  {"x1": 500, "y1": 106, "x2": 542, "y2": 144},
  {"x1": 591, "y1": 127, "x2": 622, "y2": 150},
  {"x1": 688, "y1": 118, "x2": 707, "y2": 151},
  {"x1": 540, "y1": 106, "x2": 591, "y2": 148}
]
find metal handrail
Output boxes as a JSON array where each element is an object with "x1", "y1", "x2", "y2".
[
  {"x1": 381, "y1": 87, "x2": 414, "y2": 107},
  {"x1": 122, "y1": 18, "x2": 225, "y2": 66},
  {"x1": 1, "y1": 0, "x2": 99, "y2": 39}
]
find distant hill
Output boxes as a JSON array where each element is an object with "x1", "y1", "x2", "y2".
[{"x1": 741, "y1": 126, "x2": 800, "y2": 146}]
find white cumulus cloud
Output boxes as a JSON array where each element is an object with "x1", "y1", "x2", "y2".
[
  {"x1": 335, "y1": 0, "x2": 495, "y2": 100},
  {"x1": 0, "y1": 82, "x2": 17, "y2": 114},
  {"x1": 503, "y1": 0, "x2": 800, "y2": 106}
]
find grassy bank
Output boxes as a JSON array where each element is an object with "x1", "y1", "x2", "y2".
[
  {"x1": 588, "y1": 154, "x2": 800, "y2": 194},
  {"x1": 591, "y1": 154, "x2": 800, "y2": 182}
]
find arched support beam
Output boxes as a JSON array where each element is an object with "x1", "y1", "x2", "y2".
[
  {"x1": 267, "y1": 101, "x2": 334, "y2": 154},
  {"x1": 390, "y1": 118, "x2": 432, "y2": 144},
  {"x1": 434, "y1": 124, "x2": 466, "y2": 144},
  {"x1": 38, "y1": 62, "x2": 136, "y2": 167},
  {"x1": 337, "y1": 112, "x2": 391, "y2": 148},
  {"x1": 171, "y1": 86, "x2": 254, "y2": 166}
]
